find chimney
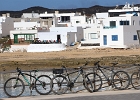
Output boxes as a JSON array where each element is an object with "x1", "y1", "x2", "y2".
[
  {"x1": 55, "y1": 11, "x2": 59, "y2": 14},
  {"x1": 6, "y1": 13, "x2": 10, "y2": 17}
]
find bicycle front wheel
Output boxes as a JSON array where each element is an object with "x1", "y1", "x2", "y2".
[
  {"x1": 4, "y1": 77, "x2": 25, "y2": 97},
  {"x1": 35, "y1": 75, "x2": 52, "y2": 95},
  {"x1": 131, "y1": 72, "x2": 140, "y2": 89},
  {"x1": 84, "y1": 73, "x2": 102, "y2": 93},
  {"x1": 51, "y1": 75, "x2": 68, "y2": 95},
  {"x1": 113, "y1": 71, "x2": 130, "y2": 90}
]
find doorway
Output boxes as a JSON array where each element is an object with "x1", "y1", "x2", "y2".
[
  {"x1": 103, "y1": 35, "x2": 107, "y2": 45},
  {"x1": 57, "y1": 35, "x2": 61, "y2": 43}
]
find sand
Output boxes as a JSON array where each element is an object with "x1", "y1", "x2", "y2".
[{"x1": 0, "y1": 48, "x2": 140, "y2": 72}]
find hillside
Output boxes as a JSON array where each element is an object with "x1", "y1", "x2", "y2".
[{"x1": 0, "y1": 4, "x2": 140, "y2": 18}]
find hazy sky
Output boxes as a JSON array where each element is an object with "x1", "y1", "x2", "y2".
[{"x1": 0, "y1": 0, "x2": 140, "y2": 11}]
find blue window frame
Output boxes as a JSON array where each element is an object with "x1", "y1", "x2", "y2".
[
  {"x1": 112, "y1": 35, "x2": 118, "y2": 41},
  {"x1": 133, "y1": 35, "x2": 137, "y2": 40}
]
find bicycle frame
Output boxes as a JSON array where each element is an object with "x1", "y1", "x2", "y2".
[
  {"x1": 16, "y1": 67, "x2": 39, "y2": 87},
  {"x1": 63, "y1": 67, "x2": 86, "y2": 88},
  {"x1": 18, "y1": 72, "x2": 37, "y2": 86},
  {"x1": 94, "y1": 65, "x2": 115, "y2": 85}
]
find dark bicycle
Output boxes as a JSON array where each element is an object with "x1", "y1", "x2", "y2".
[
  {"x1": 131, "y1": 64, "x2": 140, "y2": 89},
  {"x1": 4, "y1": 67, "x2": 52, "y2": 97},
  {"x1": 87, "y1": 61, "x2": 130, "y2": 92},
  {"x1": 51, "y1": 63, "x2": 102, "y2": 95}
]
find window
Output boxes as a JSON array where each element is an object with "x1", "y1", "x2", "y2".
[
  {"x1": 112, "y1": 35, "x2": 118, "y2": 41},
  {"x1": 110, "y1": 21, "x2": 116, "y2": 27},
  {"x1": 90, "y1": 33, "x2": 98, "y2": 39},
  {"x1": 76, "y1": 21, "x2": 80, "y2": 23},
  {"x1": 133, "y1": 35, "x2": 137, "y2": 40},
  {"x1": 120, "y1": 21, "x2": 129, "y2": 25},
  {"x1": 133, "y1": 20, "x2": 135, "y2": 25}
]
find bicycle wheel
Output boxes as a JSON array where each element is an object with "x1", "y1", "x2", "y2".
[
  {"x1": 51, "y1": 75, "x2": 68, "y2": 95},
  {"x1": 4, "y1": 77, "x2": 25, "y2": 97},
  {"x1": 113, "y1": 71, "x2": 130, "y2": 90},
  {"x1": 131, "y1": 72, "x2": 140, "y2": 89},
  {"x1": 83, "y1": 73, "x2": 102, "y2": 93},
  {"x1": 35, "y1": 75, "x2": 52, "y2": 95}
]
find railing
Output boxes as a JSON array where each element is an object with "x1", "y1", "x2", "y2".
[
  {"x1": 0, "y1": 64, "x2": 138, "y2": 98},
  {"x1": 103, "y1": 26, "x2": 117, "y2": 29}
]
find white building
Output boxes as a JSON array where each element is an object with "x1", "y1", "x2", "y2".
[
  {"x1": 98, "y1": 3, "x2": 140, "y2": 48},
  {"x1": 14, "y1": 19, "x2": 40, "y2": 30},
  {"x1": 37, "y1": 26, "x2": 83, "y2": 46},
  {"x1": 100, "y1": 15, "x2": 140, "y2": 48},
  {"x1": 39, "y1": 11, "x2": 88, "y2": 27},
  {"x1": 81, "y1": 3, "x2": 140, "y2": 48},
  {"x1": 21, "y1": 12, "x2": 40, "y2": 18}
]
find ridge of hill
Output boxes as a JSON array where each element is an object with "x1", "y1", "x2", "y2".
[{"x1": 0, "y1": 4, "x2": 140, "y2": 18}]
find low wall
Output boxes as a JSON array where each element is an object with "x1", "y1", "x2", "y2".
[
  {"x1": 10, "y1": 45, "x2": 29, "y2": 52},
  {"x1": 27, "y1": 44, "x2": 66, "y2": 52},
  {"x1": 10, "y1": 44, "x2": 66, "y2": 52}
]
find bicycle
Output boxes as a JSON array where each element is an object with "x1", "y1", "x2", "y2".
[
  {"x1": 88, "y1": 61, "x2": 130, "y2": 92},
  {"x1": 4, "y1": 67, "x2": 52, "y2": 97},
  {"x1": 131, "y1": 64, "x2": 140, "y2": 89},
  {"x1": 50, "y1": 63, "x2": 102, "y2": 95}
]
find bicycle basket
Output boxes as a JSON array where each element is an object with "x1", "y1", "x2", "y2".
[{"x1": 53, "y1": 69, "x2": 64, "y2": 74}]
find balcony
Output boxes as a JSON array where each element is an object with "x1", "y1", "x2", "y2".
[{"x1": 103, "y1": 26, "x2": 116, "y2": 29}]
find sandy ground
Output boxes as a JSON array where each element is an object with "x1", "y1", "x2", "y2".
[
  {"x1": 0, "y1": 48, "x2": 140, "y2": 60},
  {"x1": 0, "y1": 48, "x2": 140, "y2": 72}
]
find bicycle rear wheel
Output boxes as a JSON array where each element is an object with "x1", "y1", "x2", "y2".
[
  {"x1": 4, "y1": 77, "x2": 25, "y2": 97},
  {"x1": 51, "y1": 75, "x2": 68, "y2": 95},
  {"x1": 113, "y1": 71, "x2": 130, "y2": 90},
  {"x1": 35, "y1": 75, "x2": 52, "y2": 95},
  {"x1": 131, "y1": 72, "x2": 140, "y2": 89},
  {"x1": 84, "y1": 73, "x2": 102, "y2": 93}
]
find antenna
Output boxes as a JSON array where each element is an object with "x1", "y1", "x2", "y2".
[{"x1": 115, "y1": 5, "x2": 118, "y2": 9}]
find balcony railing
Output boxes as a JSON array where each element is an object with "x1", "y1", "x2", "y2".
[{"x1": 103, "y1": 26, "x2": 116, "y2": 29}]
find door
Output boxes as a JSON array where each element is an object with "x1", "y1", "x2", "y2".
[
  {"x1": 103, "y1": 35, "x2": 107, "y2": 45},
  {"x1": 14, "y1": 35, "x2": 18, "y2": 43},
  {"x1": 57, "y1": 35, "x2": 61, "y2": 43}
]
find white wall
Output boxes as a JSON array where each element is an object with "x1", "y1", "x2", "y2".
[
  {"x1": 50, "y1": 27, "x2": 77, "y2": 32},
  {"x1": 22, "y1": 13, "x2": 39, "y2": 18},
  {"x1": 67, "y1": 32, "x2": 76, "y2": 46},
  {"x1": 77, "y1": 27, "x2": 84, "y2": 42},
  {"x1": 10, "y1": 45, "x2": 29, "y2": 52},
  {"x1": 14, "y1": 22, "x2": 40, "y2": 30},
  {"x1": 71, "y1": 16, "x2": 86, "y2": 25},
  {"x1": 100, "y1": 26, "x2": 124, "y2": 47},
  {"x1": 100, "y1": 16, "x2": 140, "y2": 48},
  {"x1": 37, "y1": 32, "x2": 67, "y2": 45},
  {"x1": 10, "y1": 30, "x2": 37, "y2": 39},
  {"x1": 96, "y1": 13, "x2": 109, "y2": 19},
  {"x1": 10, "y1": 44, "x2": 66, "y2": 52},
  {"x1": 27, "y1": 44, "x2": 66, "y2": 52},
  {"x1": 2, "y1": 17, "x2": 14, "y2": 37},
  {"x1": 82, "y1": 26, "x2": 100, "y2": 44}
]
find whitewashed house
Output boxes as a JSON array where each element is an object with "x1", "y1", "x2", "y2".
[
  {"x1": 0, "y1": 14, "x2": 14, "y2": 37},
  {"x1": 99, "y1": 3, "x2": 140, "y2": 48},
  {"x1": 79, "y1": 3, "x2": 140, "y2": 49}
]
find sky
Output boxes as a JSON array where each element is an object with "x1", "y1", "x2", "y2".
[{"x1": 0, "y1": 0, "x2": 140, "y2": 11}]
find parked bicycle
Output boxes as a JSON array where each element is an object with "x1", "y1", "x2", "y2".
[
  {"x1": 87, "y1": 61, "x2": 130, "y2": 92},
  {"x1": 4, "y1": 67, "x2": 52, "y2": 97},
  {"x1": 131, "y1": 64, "x2": 140, "y2": 89},
  {"x1": 51, "y1": 63, "x2": 102, "y2": 95}
]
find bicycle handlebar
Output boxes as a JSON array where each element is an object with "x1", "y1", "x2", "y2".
[
  {"x1": 94, "y1": 61, "x2": 100, "y2": 66},
  {"x1": 16, "y1": 67, "x2": 22, "y2": 73}
]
